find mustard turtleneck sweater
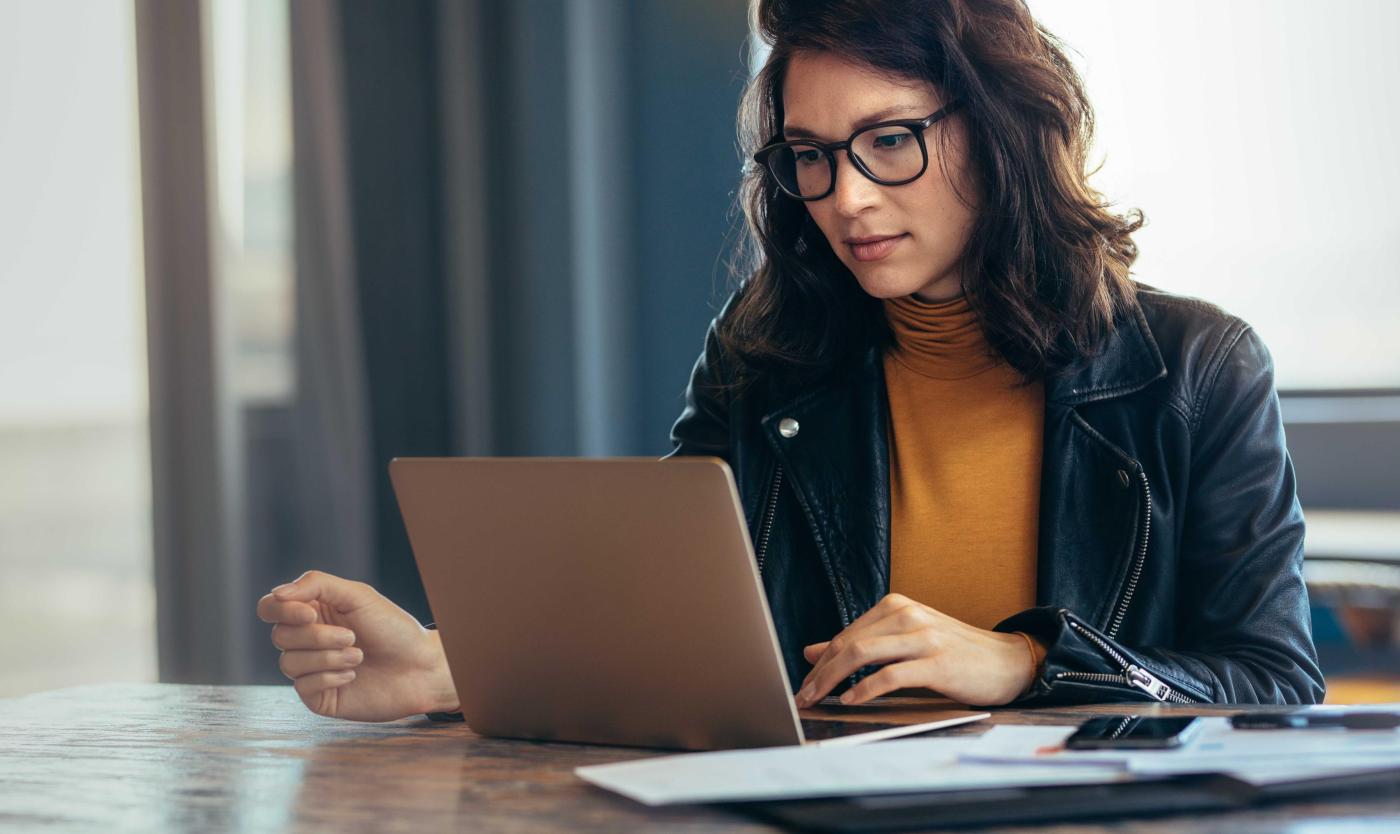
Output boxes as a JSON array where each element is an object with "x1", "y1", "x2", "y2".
[{"x1": 882, "y1": 292, "x2": 1044, "y2": 630}]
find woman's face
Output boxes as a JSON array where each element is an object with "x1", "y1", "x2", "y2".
[{"x1": 781, "y1": 50, "x2": 980, "y2": 302}]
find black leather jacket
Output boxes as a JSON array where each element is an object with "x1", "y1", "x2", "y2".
[{"x1": 664, "y1": 282, "x2": 1325, "y2": 706}]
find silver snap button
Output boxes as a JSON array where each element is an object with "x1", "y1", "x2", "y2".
[
  {"x1": 1117, "y1": 469, "x2": 1131, "y2": 488},
  {"x1": 778, "y1": 417, "x2": 800, "y2": 438}
]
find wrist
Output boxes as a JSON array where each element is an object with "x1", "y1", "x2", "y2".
[
  {"x1": 1012, "y1": 631, "x2": 1045, "y2": 698},
  {"x1": 423, "y1": 628, "x2": 461, "y2": 714}
]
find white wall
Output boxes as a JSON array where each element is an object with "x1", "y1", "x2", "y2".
[
  {"x1": 1030, "y1": 0, "x2": 1400, "y2": 390},
  {"x1": 0, "y1": 1, "x2": 146, "y2": 427},
  {"x1": 0, "y1": 1, "x2": 155, "y2": 697}
]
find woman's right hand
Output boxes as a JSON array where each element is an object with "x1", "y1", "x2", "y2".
[{"x1": 256, "y1": 570, "x2": 460, "y2": 722}]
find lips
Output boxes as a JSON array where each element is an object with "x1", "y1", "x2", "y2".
[{"x1": 846, "y1": 233, "x2": 908, "y2": 262}]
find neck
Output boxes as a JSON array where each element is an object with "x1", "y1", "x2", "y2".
[
  {"x1": 882, "y1": 291, "x2": 998, "y2": 380},
  {"x1": 912, "y1": 266, "x2": 964, "y2": 303}
]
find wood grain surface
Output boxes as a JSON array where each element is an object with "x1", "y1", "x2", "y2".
[{"x1": 1, "y1": 684, "x2": 1397, "y2": 832}]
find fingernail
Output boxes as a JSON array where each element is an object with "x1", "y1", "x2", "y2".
[
  {"x1": 271, "y1": 583, "x2": 295, "y2": 597},
  {"x1": 336, "y1": 631, "x2": 356, "y2": 647},
  {"x1": 797, "y1": 686, "x2": 812, "y2": 705},
  {"x1": 342, "y1": 648, "x2": 363, "y2": 664},
  {"x1": 839, "y1": 691, "x2": 853, "y2": 704}
]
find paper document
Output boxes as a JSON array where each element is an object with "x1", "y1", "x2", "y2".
[
  {"x1": 575, "y1": 736, "x2": 1127, "y2": 806},
  {"x1": 578, "y1": 718, "x2": 1400, "y2": 806},
  {"x1": 962, "y1": 720, "x2": 1400, "y2": 783}
]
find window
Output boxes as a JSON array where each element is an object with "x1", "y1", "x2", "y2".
[
  {"x1": 208, "y1": 0, "x2": 296, "y2": 405},
  {"x1": 0, "y1": 3, "x2": 155, "y2": 695},
  {"x1": 1029, "y1": 0, "x2": 1400, "y2": 390}
]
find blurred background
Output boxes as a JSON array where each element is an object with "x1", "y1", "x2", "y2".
[{"x1": 0, "y1": 0, "x2": 1396, "y2": 701}]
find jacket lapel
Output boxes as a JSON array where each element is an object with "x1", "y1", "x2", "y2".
[
  {"x1": 1038, "y1": 303, "x2": 1167, "y2": 627},
  {"x1": 760, "y1": 347, "x2": 891, "y2": 623}
]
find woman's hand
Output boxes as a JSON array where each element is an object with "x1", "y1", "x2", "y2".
[
  {"x1": 256, "y1": 570, "x2": 460, "y2": 722},
  {"x1": 796, "y1": 594, "x2": 1038, "y2": 708}
]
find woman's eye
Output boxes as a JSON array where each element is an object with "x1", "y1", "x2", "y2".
[
  {"x1": 872, "y1": 133, "x2": 908, "y2": 150},
  {"x1": 794, "y1": 149, "x2": 822, "y2": 165}
]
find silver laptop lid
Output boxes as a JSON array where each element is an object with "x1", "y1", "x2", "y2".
[{"x1": 389, "y1": 456, "x2": 803, "y2": 750}]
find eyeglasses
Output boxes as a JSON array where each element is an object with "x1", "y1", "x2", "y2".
[{"x1": 752, "y1": 100, "x2": 963, "y2": 201}]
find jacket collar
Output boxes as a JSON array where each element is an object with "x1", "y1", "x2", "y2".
[
  {"x1": 1043, "y1": 301, "x2": 1167, "y2": 406},
  {"x1": 764, "y1": 297, "x2": 1168, "y2": 419}
]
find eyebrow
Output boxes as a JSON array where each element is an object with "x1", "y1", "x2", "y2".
[{"x1": 783, "y1": 104, "x2": 927, "y2": 142}]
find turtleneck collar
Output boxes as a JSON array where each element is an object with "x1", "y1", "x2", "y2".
[{"x1": 882, "y1": 292, "x2": 1000, "y2": 380}]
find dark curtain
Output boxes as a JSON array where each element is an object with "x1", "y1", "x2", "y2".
[{"x1": 309, "y1": 0, "x2": 750, "y2": 626}]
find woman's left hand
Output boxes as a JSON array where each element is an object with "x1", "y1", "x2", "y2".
[{"x1": 796, "y1": 593, "x2": 1038, "y2": 708}]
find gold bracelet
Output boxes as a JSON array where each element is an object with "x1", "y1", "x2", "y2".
[{"x1": 1016, "y1": 631, "x2": 1043, "y2": 692}]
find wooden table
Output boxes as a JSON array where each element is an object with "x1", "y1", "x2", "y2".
[{"x1": 2, "y1": 684, "x2": 1398, "y2": 832}]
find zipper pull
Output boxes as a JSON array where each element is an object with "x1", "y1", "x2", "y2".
[{"x1": 1125, "y1": 664, "x2": 1173, "y2": 702}]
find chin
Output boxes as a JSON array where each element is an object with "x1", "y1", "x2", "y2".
[{"x1": 846, "y1": 262, "x2": 927, "y2": 300}]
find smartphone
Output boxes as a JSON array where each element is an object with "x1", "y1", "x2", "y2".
[{"x1": 1064, "y1": 715, "x2": 1201, "y2": 750}]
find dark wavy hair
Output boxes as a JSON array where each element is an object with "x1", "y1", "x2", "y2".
[{"x1": 717, "y1": 0, "x2": 1144, "y2": 390}]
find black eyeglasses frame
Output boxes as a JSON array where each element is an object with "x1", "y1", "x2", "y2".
[{"x1": 752, "y1": 99, "x2": 964, "y2": 201}]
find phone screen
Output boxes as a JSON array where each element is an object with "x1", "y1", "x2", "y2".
[{"x1": 1064, "y1": 715, "x2": 1201, "y2": 749}]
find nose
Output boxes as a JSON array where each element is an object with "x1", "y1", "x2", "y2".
[{"x1": 829, "y1": 148, "x2": 881, "y2": 217}]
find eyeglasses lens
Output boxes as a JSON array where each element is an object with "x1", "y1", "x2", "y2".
[
  {"x1": 852, "y1": 126, "x2": 924, "y2": 183},
  {"x1": 768, "y1": 142, "x2": 828, "y2": 198},
  {"x1": 766, "y1": 126, "x2": 925, "y2": 199}
]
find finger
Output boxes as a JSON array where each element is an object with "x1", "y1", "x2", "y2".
[
  {"x1": 270, "y1": 570, "x2": 378, "y2": 614},
  {"x1": 839, "y1": 659, "x2": 930, "y2": 705},
  {"x1": 270, "y1": 623, "x2": 357, "y2": 651},
  {"x1": 798, "y1": 633, "x2": 928, "y2": 707},
  {"x1": 800, "y1": 609, "x2": 933, "y2": 691},
  {"x1": 293, "y1": 669, "x2": 357, "y2": 704},
  {"x1": 799, "y1": 600, "x2": 906, "y2": 671},
  {"x1": 279, "y1": 648, "x2": 364, "y2": 680},
  {"x1": 257, "y1": 594, "x2": 319, "y2": 625},
  {"x1": 805, "y1": 598, "x2": 930, "y2": 659},
  {"x1": 838, "y1": 593, "x2": 918, "y2": 638},
  {"x1": 803, "y1": 630, "x2": 925, "y2": 691}
]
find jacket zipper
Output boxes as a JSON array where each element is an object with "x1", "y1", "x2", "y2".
[
  {"x1": 754, "y1": 460, "x2": 853, "y2": 628},
  {"x1": 1107, "y1": 467, "x2": 1152, "y2": 640},
  {"x1": 754, "y1": 463, "x2": 784, "y2": 574},
  {"x1": 1057, "y1": 619, "x2": 1199, "y2": 704}
]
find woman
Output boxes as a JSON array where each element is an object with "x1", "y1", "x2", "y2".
[{"x1": 257, "y1": 0, "x2": 1324, "y2": 722}]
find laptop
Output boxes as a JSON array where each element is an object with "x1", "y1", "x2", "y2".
[{"x1": 389, "y1": 456, "x2": 988, "y2": 750}]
